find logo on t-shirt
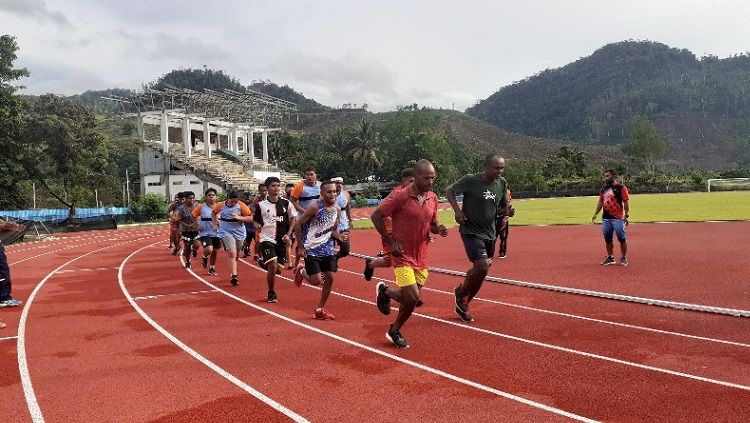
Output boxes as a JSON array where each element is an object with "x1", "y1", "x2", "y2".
[{"x1": 483, "y1": 190, "x2": 496, "y2": 201}]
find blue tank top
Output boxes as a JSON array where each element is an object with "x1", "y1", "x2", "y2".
[
  {"x1": 297, "y1": 182, "x2": 321, "y2": 210},
  {"x1": 198, "y1": 203, "x2": 217, "y2": 237},
  {"x1": 302, "y1": 200, "x2": 338, "y2": 257},
  {"x1": 216, "y1": 202, "x2": 247, "y2": 240}
]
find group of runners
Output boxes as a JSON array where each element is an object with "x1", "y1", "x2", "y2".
[{"x1": 162, "y1": 153, "x2": 630, "y2": 350}]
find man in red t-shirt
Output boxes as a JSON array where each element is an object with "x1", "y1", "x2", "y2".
[
  {"x1": 371, "y1": 160, "x2": 448, "y2": 349},
  {"x1": 592, "y1": 169, "x2": 631, "y2": 266},
  {"x1": 363, "y1": 167, "x2": 415, "y2": 281}
]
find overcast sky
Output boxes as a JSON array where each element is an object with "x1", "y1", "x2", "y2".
[{"x1": 2, "y1": 0, "x2": 749, "y2": 112}]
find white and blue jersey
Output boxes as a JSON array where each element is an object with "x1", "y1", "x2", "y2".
[
  {"x1": 214, "y1": 201, "x2": 252, "y2": 241},
  {"x1": 197, "y1": 203, "x2": 218, "y2": 238},
  {"x1": 335, "y1": 191, "x2": 350, "y2": 231},
  {"x1": 292, "y1": 181, "x2": 321, "y2": 210},
  {"x1": 302, "y1": 200, "x2": 339, "y2": 257}
]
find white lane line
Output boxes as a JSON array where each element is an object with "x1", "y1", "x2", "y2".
[
  {"x1": 336, "y1": 267, "x2": 750, "y2": 349},
  {"x1": 132, "y1": 289, "x2": 219, "y2": 301},
  {"x1": 1, "y1": 335, "x2": 19, "y2": 341},
  {"x1": 349, "y1": 252, "x2": 750, "y2": 318},
  {"x1": 119, "y1": 244, "x2": 310, "y2": 423},
  {"x1": 171, "y1": 253, "x2": 597, "y2": 422},
  {"x1": 237, "y1": 259, "x2": 750, "y2": 392},
  {"x1": 17, "y1": 235, "x2": 161, "y2": 423}
]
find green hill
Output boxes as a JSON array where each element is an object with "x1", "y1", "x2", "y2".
[{"x1": 466, "y1": 40, "x2": 750, "y2": 169}]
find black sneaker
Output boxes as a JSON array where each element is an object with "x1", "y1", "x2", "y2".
[
  {"x1": 364, "y1": 258, "x2": 374, "y2": 281},
  {"x1": 454, "y1": 285, "x2": 474, "y2": 322},
  {"x1": 386, "y1": 325, "x2": 409, "y2": 349},
  {"x1": 230, "y1": 275, "x2": 239, "y2": 286},
  {"x1": 208, "y1": 267, "x2": 218, "y2": 276},
  {"x1": 184, "y1": 260, "x2": 191, "y2": 269},
  {"x1": 620, "y1": 257, "x2": 629, "y2": 267},
  {"x1": 601, "y1": 255, "x2": 616, "y2": 265},
  {"x1": 415, "y1": 299, "x2": 424, "y2": 308},
  {"x1": 201, "y1": 255, "x2": 208, "y2": 268},
  {"x1": 172, "y1": 246, "x2": 180, "y2": 256},
  {"x1": 376, "y1": 282, "x2": 391, "y2": 315},
  {"x1": 267, "y1": 290, "x2": 278, "y2": 303},
  {"x1": 242, "y1": 245, "x2": 250, "y2": 258}
]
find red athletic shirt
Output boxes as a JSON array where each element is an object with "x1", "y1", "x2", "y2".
[
  {"x1": 377, "y1": 186, "x2": 438, "y2": 270},
  {"x1": 599, "y1": 184, "x2": 630, "y2": 219}
]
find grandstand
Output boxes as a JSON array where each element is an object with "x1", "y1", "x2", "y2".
[{"x1": 104, "y1": 87, "x2": 303, "y2": 197}]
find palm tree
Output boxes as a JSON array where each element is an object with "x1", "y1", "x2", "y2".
[{"x1": 347, "y1": 118, "x2": 381, "y2": 180}]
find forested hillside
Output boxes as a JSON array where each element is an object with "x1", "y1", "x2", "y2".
[{"x1": 466, "y1": 41, "x2": 750, "y2": 168}]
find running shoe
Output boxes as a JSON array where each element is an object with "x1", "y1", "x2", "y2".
[
  {"x1": 415, "y1": 299, "x2": 424, "y2": 308},
  {"x1": 454, "y1": 285, "x2": 474, "y2": 322},
  {"x1": 267, "y1": 290, "x2": 278, "y2": 303},
  {"x1": 294, "y1": 265, "x2": 306, "y2": 287},
  {"x1": 499, "y1": 252, "x2": 507, "y2": 259},
  {"x1": 230, "y1": 275, "x2": 239, "y2": 286},
  {"x1": 171, "y1": 246, "x2": 180, "y2": 256},
  {"x1": 184, "y1": 260, "x2": 191, "y2": 269},
  {"x1": 386, "y1": 324, "x2": 409, "y2": 349},
  {"x1": 313, "y1": 308, "x2": 335, "y2": 320},
  {"x1": 0, "y1": 298, "x2": 22, "y2": 308},
  {"x1": 242, "y1": 245, "x2": 250, "y2": 258},
  {"x1": 620, "y1": 257, "x2": 629, "y2": 267},
  {"x1": 363, "y1": 258, "x2": 374, "y2": 281},
  {"x1": 601, "y1": 255, "x2": 616, "y2": 265},
  {"x1": 0, "y1": 321, "x2": 6, "y2": 329},
  {"x1": 208, "y1": 267, "x2": 218, "y2": 276},
  {"x1": 201, "y1": 255, "x2": 208, "y2": 268},
  {"x1": 376, "y1": 282, "x2": 391, "y2": 315}
]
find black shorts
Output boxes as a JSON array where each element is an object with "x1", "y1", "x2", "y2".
[
  {"x1": 461, "y1": 234, "x2": 495, "y2": 262},
  {"x1": 181, "y1": 231, "x2": 200, "y2": 242},
  {"x1": 259, "y1": 241, "x2": 287, "y2": 266},
  {"x1": 305, "y1": 255, "x2": 338, "y2": 275},
  {"x1": 201, "y1": 236, "x2": 222, "y2": 249}
]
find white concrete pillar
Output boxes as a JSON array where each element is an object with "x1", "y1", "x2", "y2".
[
  {"x1": 160, "y1": 110, "x2": 169, "y2": 153},
  {"x1": 262, "y1": 130, "x2": 269, "y2": 162},
  {"x1": 231, "y1": 124, "x2": 239, "y2": 154},
  {"x1": 249, "y1": 131, "x2": 255, "y2": 163},
  {"x1": 203, "y1": 120, "x2": 211, "y2": 158},
  {"x1": 182, "y1": 117, "x2": 191, "y2": 157}
]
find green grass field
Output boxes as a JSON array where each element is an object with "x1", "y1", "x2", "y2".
[{"x1": 352, "y1": 191, "x2": 750, "y2": 229}]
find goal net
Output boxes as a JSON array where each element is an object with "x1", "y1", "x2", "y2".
[{"x1": 706, "y1": 178, "x2": 750, "y2": 192}]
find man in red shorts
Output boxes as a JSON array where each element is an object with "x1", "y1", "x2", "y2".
[{"x1": 371, "y1": 160, "x2": 448, "y2": 349}]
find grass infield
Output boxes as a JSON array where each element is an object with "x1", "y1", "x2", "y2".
[{"x1": 352, "y1": 191, "x2": 750, "y2": 229}]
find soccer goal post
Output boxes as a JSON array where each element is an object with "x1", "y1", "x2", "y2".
[{"x1": 706, "y1": 177, "x2": 750, "y2": 192}]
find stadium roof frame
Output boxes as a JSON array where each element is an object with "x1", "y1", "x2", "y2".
[{"x1": 102, "y1": 85, "x2": 297, "y2": 126}]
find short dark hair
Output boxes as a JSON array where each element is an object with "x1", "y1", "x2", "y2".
[
  {"x1": 484, "y1": 153, "x2": 504, "y2": 167},
  {"x1": 304, "y1": 167, "x2": 316, "y2": 174},
  {"x1": 183, "y1": 191, "x2": 195, "y2": 198},
  {"x1": 320, "y1": 180, "x2": 336, "y2": 190},
  {"x1": 285, "y1": 183, "x2": 295, "y2": 189},
  {"x1": 176, "y1": 192, "x2": 186, "y2": 199},
  {"x1": 604, "y1": 169, "x2": 617, "y2": 177},
  {"x1": 205, "y1": 188, "x2": 217, "y2": 196},
  {"x1": 264, "y1": 176, "x2": 281, "y2": 186},
  {"x1": 401, "y1": 168, "x2": 414, "y2": 178},
  {"x1": 258, "y1": 183, "x2": 267, "y2": 190},
  {"x1": 227, "y1": 190, "x2": 239, "y2": 200}
]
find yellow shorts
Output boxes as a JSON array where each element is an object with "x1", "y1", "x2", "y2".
[{"x1": 393, "y1": 267, "x2": 428, "y2": 287}]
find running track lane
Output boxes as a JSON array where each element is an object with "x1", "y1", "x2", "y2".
[
  {"x1": 6, "y1": 233, "x2": 293, "y2": 422},
  {"x1": 123, "y1": 244, "x2": 588, "y2": 422},
  {"x1": 1, "y1": 228, "x2": 165, "y2": 422},
  {"x1": 151, "y1": 249, "x2": 750, "y2": 421}
]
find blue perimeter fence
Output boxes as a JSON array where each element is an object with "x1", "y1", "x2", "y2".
[{"x1": 0, "y1": 207, "x2": 129, "y2": 223}]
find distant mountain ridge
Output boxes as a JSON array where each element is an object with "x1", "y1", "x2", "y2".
[{"x1": 466, "y1": 40, "x2": 750, "y2": 168}]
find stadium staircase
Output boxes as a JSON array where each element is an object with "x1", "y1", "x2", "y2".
[{"x1": 145, "y1": 141, "x2": 302, "y2": 193}]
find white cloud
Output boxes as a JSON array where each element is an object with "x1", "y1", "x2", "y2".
[{"x1": 0, "y1": 0, "x2": 70, "y2": 27}]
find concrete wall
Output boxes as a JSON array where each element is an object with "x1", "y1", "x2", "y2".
[{"x1": 143, "y1": 174, "x2": 223, "y2": 200}]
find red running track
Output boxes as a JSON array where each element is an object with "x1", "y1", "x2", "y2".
[{"x1": 1, "y1": 222, "x2": 749, "y2": 422}]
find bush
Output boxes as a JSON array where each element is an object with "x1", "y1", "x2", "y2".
[
  {"x1": 361, "y1": 183, "x2": 381, "y2": 199},
  {"x1": 129, "y1": 193, "x2": 168, "y2": 220}
]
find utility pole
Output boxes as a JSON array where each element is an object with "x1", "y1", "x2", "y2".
[{"x1": 125, "y1": 168, "x2": 131, "y2": 207}]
